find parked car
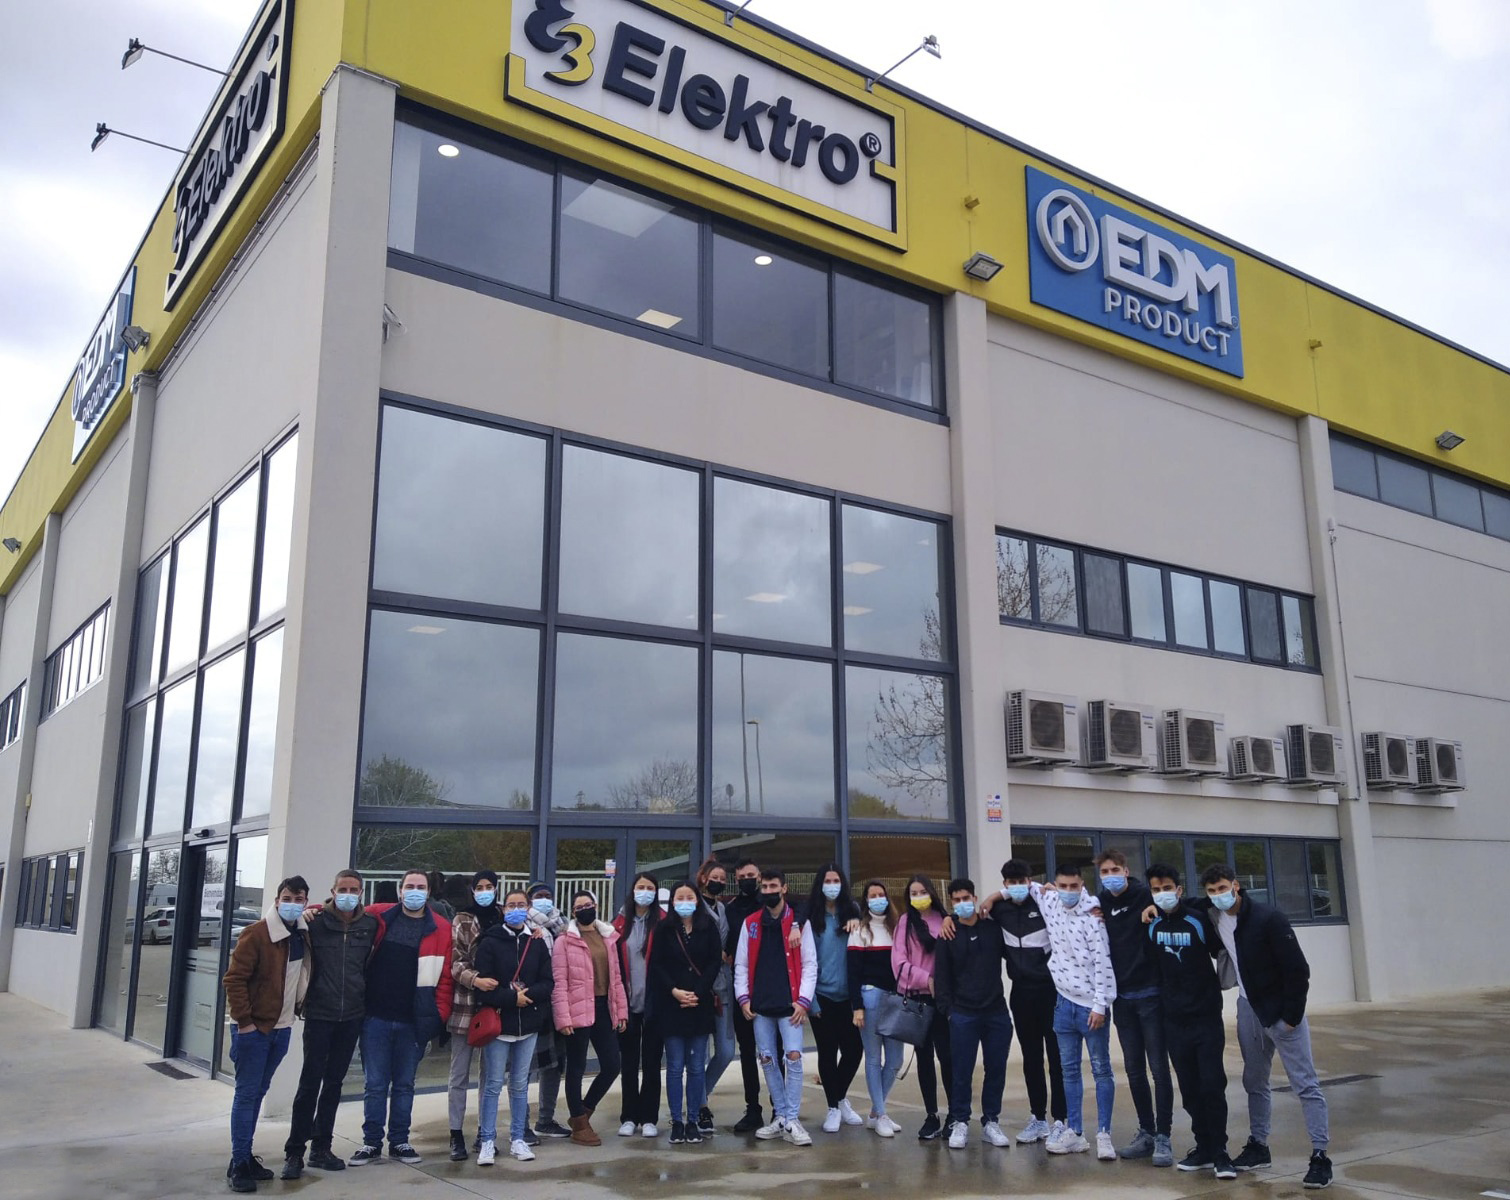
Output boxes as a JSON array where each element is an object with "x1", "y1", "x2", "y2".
[
  {"x1": 133, "y1": 906, "x2": 175, "y2": 944},
  {"x1": 228, "y1": 907, "x2": 260, "y2": 945}
]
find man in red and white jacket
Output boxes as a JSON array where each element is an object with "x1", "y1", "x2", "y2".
[{"x1": 734, "y1": 869, "x2": 817, "y2": 1146}]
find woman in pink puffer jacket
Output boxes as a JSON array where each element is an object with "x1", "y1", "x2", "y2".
[
  {"x1": 552, "y1": 890, "x2": 630, "y2": 1146},
  {"x1": 892, "y1": 874, "x2": 954, "y2": 1140}
]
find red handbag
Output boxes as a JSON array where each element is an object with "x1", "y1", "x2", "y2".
[{"x1": 467, "y1": 1005, "x2": 502, "y2": 1047}]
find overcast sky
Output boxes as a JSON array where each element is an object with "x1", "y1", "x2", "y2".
[{"x1": 3, "y1": 0, "x2": 1507, "y2": 504}]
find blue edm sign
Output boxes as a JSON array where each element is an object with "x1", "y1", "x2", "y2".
[{"x1": 1025, "y1": 166, "x2": 1243, "y2": 378}]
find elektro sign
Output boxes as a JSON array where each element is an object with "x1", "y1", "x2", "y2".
[
  {"x1": 164, "y1": 0, "x2": 292, "y2": 308},
  {"x1": 507, "y1": 0, "x2": 903, "y2": 245},
  {"x1": 72, "y1": 268, "x2": 136, "y2": 462},
  {"x1": 1025, "y1": 166, "x2": 1243, "y2": 378}
]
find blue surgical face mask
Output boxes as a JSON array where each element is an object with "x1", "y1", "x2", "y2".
[
  {"x1": 634, "y1": 889, "x2": 656, "y2": 908},
  {"x1": 953, "y1": 901, "x2": 975, "y2": 920},
  {"x1": 868, "y1": 896, "x2": 889, "y2": 915},
  {"x1": 1003, "y1": 884, "x2": 1030, "y2": 903},
  {"x1": 401, "y1": 889, "x2": 428, "y2": 912},
  {"x1": 674, "y1": 901, "x2": 698, "y2": 918},
  {"x1": 503, "y1": 907, "x2": 529, "y2": 928},
  {"x1": 1211, "y1": 891, "x2": 1238, "y2": 912},
  {"x1": 278, "y1": 902, "x2": 304, "y2": 924},
  {"x1": 822, "y1": 882, "x2": 842, "y2": 901},
  {"x1": 473, "y1": 889, "x2": 496, "y2": 907},
  {"x1": 1059, "y1": 889, "x2": 1081, "y2": 909},
  {"x1": 531, "y1": 897, "x2": 554, "y2": 914},
  {"x1": 1102, "y1": 874, "x2": 1127, "y2": 894},
  {"x1": 1152, "y1": 890, "x2": 1180, "y2": 912},
  {"x1": 333, "y1": 893, "x2": 359, "y2": 913}
]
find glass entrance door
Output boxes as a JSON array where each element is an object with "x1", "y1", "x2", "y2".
[
  {"x1": 547, "y1": 830, "x2": 699, "y2": 916},
  {"x1": 176, "y1": 843, "x2": 229, "y2": 1065}
]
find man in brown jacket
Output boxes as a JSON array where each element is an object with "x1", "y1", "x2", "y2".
[{"x1": 222, "y1": 876, "x2": 310, "y2": 1193}]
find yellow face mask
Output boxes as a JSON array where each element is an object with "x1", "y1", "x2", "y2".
[{"x1": 909, "y1": 894, "x2": 932, "y2": 912}]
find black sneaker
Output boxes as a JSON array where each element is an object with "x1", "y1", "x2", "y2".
[
  {"x1": 683, "y1": 1123, "x2": 703, "y2": 1145},
  {"x1": 1303, "y1": 1151, "x2": 1333, "y2": 1189},
  {"x1": 1232, "y1": 1138, "x2": 1272, "y2": 1170},
  {"x1": 669, "y1": 1120, "x2": 686, "y2": 1144},
  {"x1": 248, "y1": 1156, "x2": 275, "y2": 1181},
  {"x1": 918, "y1": 1114, "x2": 943, "y2": 1141},
  {"x1": 1213, "y1": 1151, "x2": 1237, "y2": 1179},
  {"x1": 348, "y1": 1145, "x2": 382, "y2": 1167},
  {"x1": 1178, "y1": 1146, "x2": 1215, "y2": 1171},
  {"x1": 471, "y1": 1132, "x2": 481, "y2": 1152},
  {"x1": 307, "y1": 1148, "x2": 346, "y2": 1171},
  {"x1": 227, "y1": 1160, "x2": 257, "y2": 1194},
  {"x1": 733, "y1": 1106, "x2": 764, "y2": 1134},
  {"x1": 523, "y1": 1127, "x2": 540, "y2": 1147},
  {"x1": 280, "y1": 1155, "x2": 304, "y2": 1181},
  {"x1": 389, "y1": 1143, "x2": 423, "y2": 1165},
  {"x1": 698, "y1": 1107, "x2": 716, "y2": 1135},
  {"x1": 449, "y1": 1131, "x2": 468, "y2": 1162},
  {"x1": 535, "y1": 1119, "x2": 571, "y2": 1139}
]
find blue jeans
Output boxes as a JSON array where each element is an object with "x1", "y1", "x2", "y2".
[
  {"x1": 664, "y1": 1034, "x2": 709, "y2": 1122},
  {"x1": 360, "y1": 1017, "x2": 424, "y2": 1148},
  {"x1": 229, "y1": 1026, "x2": 291, "y2": 1163},
  {"x1": 1053, "y1": 996, "x2": 1115, "y2": 1135},
  {"x1": 480, "y1": 1034, "x2": 538, "y2": 1144},
  {"x1": 859, "y1": 986, "x2": 904, "y2": 1115},
  {"x1": 752, "y1": 1013, "x2": 805, "y2": 1122},
  {"x1": 946, "y1": 1006, "x2": 1012, "y2": 1126},
  {"x1": 704, "y1": 995, "x2": 737, "y2": 1101},
  {"x1": 1113, "y1": 989, "x2": 1173, "y2": 1136}
]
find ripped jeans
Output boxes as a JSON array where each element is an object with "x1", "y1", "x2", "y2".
[{"x1": 752, "y1": 1012, "x2": 805, "y2": 1123}]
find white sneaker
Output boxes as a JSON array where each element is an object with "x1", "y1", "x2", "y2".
[
  {"x1": 755, "y1": 1118, "x2": 787, "y2": 1140},
  {"x1": 948, "y1": 1121, "x2": 968, "y2": 1149},
  {"x1": 784, "y1": 1120, "x2": 813, "y2": 1146},
  {"x1": 838, "y1": 1099, "x2": 864, "y2": 1126},
  {"x1": 1048, "y1": 1120, "x2": 1069, "y2": 1147},
  {"x1": 983, "y1": 1121, "x2": 1011, "y2": 1148},
  {"x1": 874, "y1": 1114, "x2": 896, "y2": 1138},
  {"x1": 1018, "y1": 1117, "x2": 1050, "y2": 1143},
  {"x1": 823, "y1": 1108, "x2": 842, "y2": 1133},
  {"x1": 1049, "y1": 1129, "x2": 1090, "y2": 1155},
  {"x1": 476, "y1": 1139, "x2": 496, "y2": 1166},
  {"x1": 509, "y1": 1139, "x2": 534, "y2": 1162},
  {"x1": 1097, "y1": 1130, "x2": 1117, "y2": 1161},
  {"x1": 618, "y1": 1120, "x2": 637, "y2": 1137},
  {"x1": 641, "y1": 1123, "x2": 658, "y2": 1138}
]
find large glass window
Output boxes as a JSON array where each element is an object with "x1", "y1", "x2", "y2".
[
  {"x1": 849, "y1": 834, "x2": 954, "y2": 897},
  {"x1": 1127, "y1": 562, "x2": 1167, "y2": 642},
  {"x1": 1282, "y1": 594, "x2": 1317, "y2": 668},
  {"x1": 1432, "y1": 472, "x2": 1484, "y2": 531},
  {"x1": 1246, "y1": 587, "x2": 1282, "y2": 663},
  {"x1": 845, "y1": 666, "x2": 950, "y2": 821},
  {"x1": 132, "y1": 848, "x2": 180, "y2": 1050},
  {"x1": 834, "y1": 271, "x2": 936, "y2": 408},
  {"x1": 166, "y1": 519, "x2": 209, "y2": 676},
  {"x1": 996, "y1": 536, "x2": 1031, "y2": 621},
  {"x1": 1329, "y1": 437, "x2": 1378, "y2": 499},
  {"x1": 842, "y1": 506, "x2": 946, "y2": 659},
  {"x1": 1034, "y1": 543, "x2": 1078, "y2": 629},
  {"x1": 708, "y1": 830, "x2": 837, "y2": 897},
  {"x1": 361, "y1": 611, "x2": 539, "y2": 810},
  {"x1": 712, "y1": 229, "x2": 828, "y2": 376},
  {"x1": 1332, "y1": 432, "x2": 1510, "y2": 544},
  {"x1": 713, "y1": 478, "x2": 830, "y2": 645},
  {"x1": 1209, "y1": 580, "x2": 1246, "y2": 656},
  {"x1": 239, "y1": 629, "x2": 283, "y2": 822},
  {"x1": 712, "y1": 652, "x2": 835, "y2": 819},
  {"x1": 257, "y1": 434, "x2": 297, "y2": 621},
  {"x1": 559, "y1": 447, "x2": 699, "y2": 628},
  {"x1": 1082, "y1": 552, "x2": 1124, "y2": 637},
  {"x1": 117, "y1": 700, "x2": 155, "y2": 841},
  {"x1": 1377, "y1": 455, "x2": 1433, "y2": 515},
  {"x1": 148, "y1": 678, "x2": 196, "y2": 836},
  {"x1": 190, "y1": 650, "x2": 246, "y2": 829},
  {"x1": 133, "y1": 559, "x2": 167, "y2": 694},
  {"x1": 98, "y1": 851, "x2": 139, "y2": 1034},
  {"x1": 373, "y1": 407, "x2": 546, "y2": 609},
  {"x1": 1170, "y1": 572, "x2": 1208, "y2": 649},
  {"x1": 205, "y1": 474, "x2": 258, "y2": 652},
  {"x1": 1485, "y1": 491, "x2": 1510, "y2": 540}
]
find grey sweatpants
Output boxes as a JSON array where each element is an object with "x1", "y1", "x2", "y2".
[
  {"x1": 449, "y1": 1037, "x2": 478, "y2": 1130},
  {"x1": 1235, "y1": 995, "x2": 1328, "y2": 1151}
]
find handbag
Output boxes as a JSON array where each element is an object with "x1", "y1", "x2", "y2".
[
  {"x1": 874, "y1": 990, "x2": 933, "y2": 1046},
  {"x1": 468, "y1": 935, "x2": 533, "y2": 1046}
]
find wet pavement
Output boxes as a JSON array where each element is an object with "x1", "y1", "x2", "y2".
[{"x1": 2, "y1": 988, "x2": 1507, "y2": 1199}]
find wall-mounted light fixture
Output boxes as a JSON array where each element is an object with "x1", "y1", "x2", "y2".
[
  {"x1": 90, "y1": 123, "x2": 185, "y2": 155},
  {"x1": 866, "y1": 35, "x2": 941, "y2": 92},
  {"x1": 121, "y1": 326, "x2": 151, "y2": 352},
  {"x1": 1435, "y1": 430, "x2": 1465, "y2": 451},
  {"x1": 723, "y1": 0, "x2": 756, "y2": 26},
  {"x1": 2, "y1": 538, "x2": 21, "y2": 554},
  {"x1": 121, "y1": 37, "x2": 228, "y2": 76},
  {"x1": 963, "y1": 252, "x2": 1004, "y2": 282}
]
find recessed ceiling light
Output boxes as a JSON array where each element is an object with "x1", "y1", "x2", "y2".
[
  {"x1": 436, "y1": 143, "x2": 460, "y2": 158},
  {"x1": 754, "y1": 254, "x2": 773, "y2": 266},
  {"x1": 843, "y1": 561, "x2": 884, "y2": 575},
  {"x1": 407, "y1": 624, "x2": 446, "y2": 635},
  {"x1": 637, "y1": 309, "x2": 683, "y2": 329},
  {"x1": 563, "y1": 179, "x2": 673, "y2": 237},
  {"x1": 745, "y1": 592, "x2": 787, "y2": 603},
  {"x1": 843, "y1": 606, "x2": 873, "y2": 616}
]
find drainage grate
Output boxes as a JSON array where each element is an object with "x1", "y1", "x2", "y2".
[
  {"x1": 1274, "y1": 1072, "x2": 1379, "y2": 1093},
  {"x1": 146, "y1": 1061, "x2": 195, "y2": 1081}
]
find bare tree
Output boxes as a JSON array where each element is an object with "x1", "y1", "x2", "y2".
[
  {"x1": 863, "y1": 607, "x2": 948, "y2": 815},
  {"x1": 605, "y1": 756, "x2": 698, "y2": 813},
  {"x1": 997, "y1": 537, "x2": 1075, "y2": 625}
]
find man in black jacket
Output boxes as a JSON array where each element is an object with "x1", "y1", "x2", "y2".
[
  {"x1": 1097, "y1": 849, "x2": 1174, "y2": 1166},
  {"x1": 1199, "y1": 865, "x2": 1331, "y2": 1190},
  {"x1": 281, "y1": 869, "x2": 379, "y2": 1179},
  {"x1": 722, "y1": 857, "x2": 767, "y2": 1133}
]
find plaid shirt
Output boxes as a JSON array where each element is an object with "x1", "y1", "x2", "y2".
[{"x1": 446, "y1": 912, "x2": 484, "y2": 1035}]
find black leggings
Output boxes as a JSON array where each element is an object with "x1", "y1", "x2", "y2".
[
  {"x1": 565, "y1": 997, "x2": 623, "y2": 1117},
  {"x1": 915, "y1": 1005, "x2": 954, "y2": 1117},
  {"x1": 618, "y1": 1010, "x2": 663, "y2": 1124},
  {"x1": 809, "y1": 995, "x2": 864, "y2": 1108}
]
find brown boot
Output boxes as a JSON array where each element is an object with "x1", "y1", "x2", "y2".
[{"x1": 569, "y1": 1114, "x2": 601, "y2": 1147}]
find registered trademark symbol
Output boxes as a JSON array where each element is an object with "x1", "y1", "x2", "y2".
[{"x1": 859, "y1": 132, "x2": 882, "y2": 158}]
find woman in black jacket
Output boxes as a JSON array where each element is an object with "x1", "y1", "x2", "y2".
[
  {"x1": 473, "y1": 889, "x2": 555, "y2": 1165},
  {"x1": 650, "y1": 881, "x2": 722, "y2": 1145}
]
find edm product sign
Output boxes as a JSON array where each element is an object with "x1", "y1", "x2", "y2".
[
  {"x1": 508, "y1": 0, "x2": 901, "y2": 242},
  {"x1": 1025, "y1": 166, "x2": 1243, "y2": 378},
  {"x1": 72, "y1": 268, "x2": 136, "y2": 462}
]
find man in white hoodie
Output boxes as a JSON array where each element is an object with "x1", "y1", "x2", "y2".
[{"x1": 1034, "y1": 866, "x2": 1117, "y2": 1161}]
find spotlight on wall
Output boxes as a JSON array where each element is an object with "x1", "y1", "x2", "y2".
[
  {"x1": 723, "y1": 0, "x2": 756, "y2": 26},
  {"x1": 121, "y1": 326, "x2": 151, "y2": 352},
  {"x1": 866, "y1": 35, "x2": 941, "y2": 91},
  {"x1": 90, "y1": 123, "x2": 186, "y2": 155},
  {"x1": 1435, "y1": 430, "x2": 1465, "y2": 451},
  {"x1": 120, "y1": 37, "x2": 228, "y2": 76},
  {"x1": 963, "y1": 252, "x2": 1004, "y2": 282},
  {"x1": 2, "y1": 538, "x2": 21, "y2": 554}
]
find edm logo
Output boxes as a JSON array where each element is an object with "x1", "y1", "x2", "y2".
[{"x1": 1025, "y1": 166, "x2": 1243, "y2": 378}]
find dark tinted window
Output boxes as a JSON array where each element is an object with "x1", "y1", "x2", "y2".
[
  {"x1": 1432, "y1": 472, "x2": 1484, "y2": 531},
  {"x1": 1377, "y1": 456, "x2": 1432, "y2": 515},
  {"x1": 1083, "y1": 553, "x2": 1124, "y2": 636},
  {"x1": 712, "y1": 651, "x2": 835, "y2": 819},
  {"x1": 713, "y1": 478, "x2": 830, "y2": 646},
  {"x1": 712, "y1": 230, "x2": 828, "y2": 377},
  {"x1": 842, "y1": 506, "x2": 947, "y2": 659},
  {"x1": 1485, "y1": 491, "x2": 1510, "y2": 540},
  {"x1": 845, "y1": 666, "x2": 951, "y2": 821},
  {"x1": 1330, "y1": 437, "x2": 1378, "y2": 498},
  {"x1": 1246, "y1": 587, "x2": 1282, "y2": 663},
  {"x1": 165, "y1": 519, "x2": 209, "y2": 675},
  {"x1": 191, "y1": 650, "x2": 246, "y2": 829},
  {"x1": 833, "y1": 272, "x2": 936, "y2": 407},
  {"x1": 239, "y1": 629, "x2": 283, "y2": 821},
  {"x1": 257, "y1": 435, "x2": 297, "y2": 621}
]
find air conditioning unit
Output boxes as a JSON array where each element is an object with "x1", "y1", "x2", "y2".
[
  {"x1": 1286, "y1": 723, "x2": 1347, "y2": 787},
  {"x1": 1413, "y1": 737, "x2": 1466, "y2": 793},
  {"x1": 1229, "y1": 735, "x2": 1286, "y2": 782},
  {"x1": 1006, "y1": 690, "x2": 1080, "y2": 766},
  {"x1": 1160, "y1": 709, "x2": 1226, "y2": 776},
  {"x1": 1361, "y1": 731, "x2": 1417, "y2": 790},
  {"x1": 1083, "y1": 700, "x2": 1157, "y2": 771}
]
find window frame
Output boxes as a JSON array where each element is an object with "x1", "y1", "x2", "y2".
[
  {"x1": 13, "y1": 850, "x2": 84, "y2": 932},
  {"x1": 1332, "y1": 431, "x2": 1510, "y2": 543},
  {"x1": 40, "y1": 605, "x2": 110, "y2": 720},
  {"x1": 0, "y1": 681, "x2": 24, "y2": 750}
]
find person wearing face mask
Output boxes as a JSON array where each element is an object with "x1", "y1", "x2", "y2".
[
  {"x1": 723, "y1": 858, "x2": 769, "y2": 1133},
  {"x1": 801, "y1": 864, "x2": 864, "y2": 1134},
  {"x1": 522, "y1": 883, "x2": 571, "y2": 1141},
  {"x1": 1142, "y1": 865, "x2": 1235, "y2": 1180},
  {"x1": 651, "y1": 881, "x2": 724, "y2": 1143},
  {"x1": 281, "y1": 869, "x2": 378, "y2": 1180},
  {"x1": 694, "y1": 858, "x2": 734, "y2": 1135},
  {"x1": 553, "y1": 889, "x2": 630, "y2": 1146},
  {"x1": 849, "y1": 881, "x2": 905, "y2": 1137},
  {"x1": 1096, "y1": 850, "x2": 1174, "y2": 1167},
  {"x1": 473, "y1": 889, "x2": 556, "y2": 1164},
  {"x1": 892, "y1": 874, "x2": 952, "y2": 1141},
  {"x1": 444, "y1": 870, "x2": 509, "y2": 1162},
  {"x1": 613, "y1": 873, "x2": 666, "y2": 1138},
  {"x1": 350, "y1": 869, "x2": 455, "y2": 1167},
  {"x1": 222, "y1": 876, "x2": 310, "y2": 1193}
]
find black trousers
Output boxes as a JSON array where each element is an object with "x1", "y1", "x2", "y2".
[
  {"x1": 565, "y1": 997, "x2": 623, "y2": 1118},
  {"x1": 1166, "y1": 1011, "x2": 1228, "y2": 1154},
  {"x1": 284, "y1": 1017, "x2": 362, "y2": 1156},
  {"x1": 915, "y1": 1004, "x2": 954, "y2": 1117},
  {"x1": 732, "y1": 1002, "x2": 763, "y2": 1111},
  {"x1": 617, "y1": 1010, "x2": 664, "y2": 1124},
  {"x1": 1010, "y1": 983, "x2": 1066, "y2": 1122},
  {"x1": 809, "y1": 995, "x2": 863, "y2": 1108}
]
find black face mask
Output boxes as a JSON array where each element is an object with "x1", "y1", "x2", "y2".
[
  {"x1": 761, "y1": 890, "x2": 783, "y2": 909},
  {"x1": 575, "y1": 907, "x2": 597, "y2": 927},
  {"x1": 704, "y1": 880, "x2": 726, "y2": 897},
  {"x1": 738, "y1": 878, "x2": 759, "y2": 897}
]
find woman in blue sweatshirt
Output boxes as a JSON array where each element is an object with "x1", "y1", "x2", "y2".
[{"x1": 800, "y1": 864, "x2": 864, "y2": 1133}]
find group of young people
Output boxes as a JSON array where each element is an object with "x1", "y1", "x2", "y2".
[{"x1": 217, "y1": 849, "x2": 1335, "y2": 1191}]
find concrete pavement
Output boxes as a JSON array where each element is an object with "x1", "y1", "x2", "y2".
[{"x1": 1, "y1": 988, "x2": 1507, "y2": 1199}]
